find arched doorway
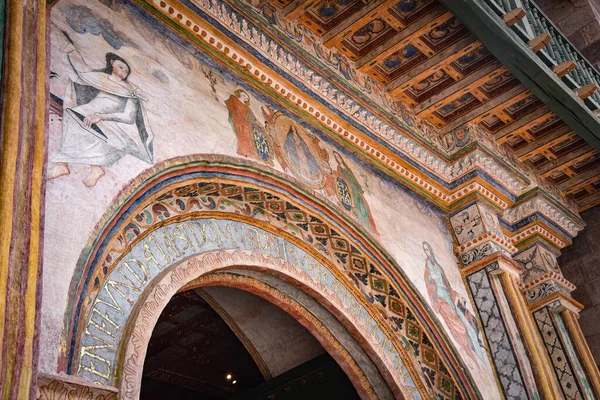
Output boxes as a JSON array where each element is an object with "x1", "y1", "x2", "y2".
[
  {"x1": 60, "y1": 159, "x2": 482, "y2": 400},
  {"x1": 139, "y1": 270, "x2": 388, "y2": 400},
  {"x1": 140, "y1": 285, "x2": 360, "y2": 399},
  {"x1": 116, "y1": 250, "x2": 400, "y2": 400}
]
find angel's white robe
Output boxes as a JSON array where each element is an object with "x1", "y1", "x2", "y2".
[{"x1": 53, "y1": 48, "x2": 153, "y2": 167}]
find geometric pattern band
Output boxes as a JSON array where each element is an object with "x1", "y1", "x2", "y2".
[
  {"x1": 467, "y1": 268, "x2": 529, "y2": 400},
  {"x1": 533, "y1": 307, "x2": 584, "y2": 400}
]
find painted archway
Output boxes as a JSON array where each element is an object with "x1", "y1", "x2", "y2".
[
  {"x1": 119, "y1": 259, "x2": 398, "y2": 400},
  {"x1": 60, "y1": 156, "x2": 482, "y2": 399}
]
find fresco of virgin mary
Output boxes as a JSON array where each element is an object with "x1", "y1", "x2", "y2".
[{"x1": 266, "y1": 112, "x2": 331, "y2": 190}]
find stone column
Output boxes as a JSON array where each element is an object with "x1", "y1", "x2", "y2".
[
  {"x1": 449, "y1": 202, "x2": 562, "y2": 400},
  {"x1": 0, "y1": 0, "x2": 47, "y2": 399},
  {"x1": 515, "y1": 243, "x2": 600, "y2": 399}
]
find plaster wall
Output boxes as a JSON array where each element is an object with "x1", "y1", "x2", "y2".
[{"x1": 40, "y1": 0, "x2": 500, "y2": 397}]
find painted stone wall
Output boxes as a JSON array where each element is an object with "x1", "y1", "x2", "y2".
[
  {"x1": 560, "y1": 206, "x2": 600, "y2": 368},
  {"x1": 41, "y1": 0, "x2": 500, "y2": 397}
]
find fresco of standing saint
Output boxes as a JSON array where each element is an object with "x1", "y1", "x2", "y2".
[
  {"x1": 47, "y1": 31, "x2": 154, "y2": 187},
  {"x1": 225, "y1": 89, "x2": 257, "y2": 158},
  {"x1": 422, "y1": 241, "x2": 484, "y2": 364},
  {"x1": 333, "y1": 151, "x2": 379, "y2": 235}
]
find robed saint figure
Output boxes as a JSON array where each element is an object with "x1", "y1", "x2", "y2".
[{"x1": 48, "y1": 32, "x2": 154, "y2": 187}]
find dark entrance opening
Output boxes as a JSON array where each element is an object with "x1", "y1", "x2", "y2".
[{"x1": 140, "y1": 287, "x2": 360, "y2": 400}]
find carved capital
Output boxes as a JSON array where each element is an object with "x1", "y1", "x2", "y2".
[
  {"x1": 36, "y1": 373, "x2": 118, "y2": 400},
  {"x1": 514, "y1": 244, "x2": 562, "y2": 284},
  {"x1": 462, "y1": 253, "x2": 522, "y2": 279},
  {"x1": 450, "y1": 203, "x2": 505, "y2": 246}
]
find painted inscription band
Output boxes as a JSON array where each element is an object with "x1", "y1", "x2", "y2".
[{"x1": 77, "y1": 218, "x2": 418, "y2": 396}]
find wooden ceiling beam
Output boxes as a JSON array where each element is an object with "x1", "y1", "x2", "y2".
[
  {"x1": 413, "y1": 61, "x2": 503, "y2": 114},
  {"x1": 441, "y1": 63, "x2": 464, "y2": 80},
  {"x1": 559, "y1": 164, "x2": 600, "y2": 194},
  {"x1": 439, "y1": 85, "x2": 527, "y2": 132},
  {"x1": 494, "y1": 107, "x2": 554, "y2": 144},
  {"x1": 282, "y1": 0, "x2": 315, "y2": 20},
  {"x1": 387, "y1": 36, "x2": 479, "y2": 96},
  {"x1": 379, "y1": 8, "x2": 406, "y2": 31},
  {"x1": 471, "y1": 89, "x2": 532, "y2": 125},
  {"x1": 537, "y1": 146, "x2": 596, "y2": 178},
  {"x1": 355, "y1": 8, "x2": 451, "y2": 72},
  {"x1": 322, "y1": 0, "x2": 399, "y2": 48},
  {"x1": 515, "y1": 125, "x2": 575, "y2": 161}
]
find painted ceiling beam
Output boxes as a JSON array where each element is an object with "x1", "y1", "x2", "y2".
[
  {"x1": 440, "y1": 85, "x2": 527, "y2": 132},
  {"x1": 282, "y1": 0, "x2": 314, "y2": 20},
  {"x1": 578, "y1": 190, "x2": 600, "y2": 211},
  {"x1": 493, "y1": 106, "x2": 553, "y2": 144},
  {"x1": 537, "y1": 146, "x2": 595, "y2": 178},
  {"x1": 321, "y1": 0, "x2": 399, "y2": 49},
  {"x1": 413, "y1": 61, "x2": 504, "y2": 115},
  {"x1": 438, "y1": 0, "x2": 600, "y2": 152},
  {"x1": 354, "y1": 7, "x2": 450, "y2": 72},
  {"x1": 559, "y1": 164, "x2": 600, "y2": 193},
  {"x1": 386, "y1": 36, "x2": 479, "y2": 96},
  {"x1": 515, "y1": 124, "x2": 574, "y2": 161}
]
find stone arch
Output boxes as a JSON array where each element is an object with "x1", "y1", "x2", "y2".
[
  {"x1": 60, "y1": 156, "x2": 481, "y2": 400},
  {"x1": 117, "y1": 253, "x2": 400, "y2": 400}
]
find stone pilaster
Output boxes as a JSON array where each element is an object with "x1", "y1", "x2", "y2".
[
  {"x1": 516, "y1": 244, "x2": 600, "y2": 399},
  {"x1": 0, "y1": 1, "x2": 47, "y2": 399},
  {"x1": 450, "y1": 202, "x2": 563, "y2": 400}
]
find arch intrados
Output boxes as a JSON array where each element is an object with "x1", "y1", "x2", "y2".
[
  {"x1": 184, "y1": 271, "x2": 396, "y2": 400},
  {"x1": 116, "y1": 252, "x2": 403, "y2": 399},
  {"x1": 182, "y1": 265, "x2": 404, "y2": 399}
]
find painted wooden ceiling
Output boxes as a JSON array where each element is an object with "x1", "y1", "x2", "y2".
[{"x1": 265, "y1": 0, "x2": 600, "y2": 212}]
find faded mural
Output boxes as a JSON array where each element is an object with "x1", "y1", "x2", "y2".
[{"x1": 41, "y1": 0, "x2": 500, "y2": 398}]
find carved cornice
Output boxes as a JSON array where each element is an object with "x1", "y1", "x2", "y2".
[
  {"x1": 520, "y1": 271, "x2": 577, "y2": 294},
  {"x1": 458, "y1": 231, "x2": 517, "y2": 255},
  {"x1": 460, "y1": 252, "x2": 522, "y2": 279},
  {"x1": 502, "y1": 192, "x2": 584, "y2": 238},
  {"x1": 140, "y1": 0, "x2": 585, "y2": 248},
  {"x1": 527, "y1": 291, "x2": 583, "y2": 314},
  {"x1": 507, "y1": 223, "x2": 569, "y2": 250}
]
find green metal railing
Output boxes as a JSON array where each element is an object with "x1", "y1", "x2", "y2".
[{"x1": 484, "y1": 0, "x2": 600, "y2": 108}]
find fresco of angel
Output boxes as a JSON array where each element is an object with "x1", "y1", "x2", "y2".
[{"x1": 47, "y1": 31, "x2": 154, "y2": 187}]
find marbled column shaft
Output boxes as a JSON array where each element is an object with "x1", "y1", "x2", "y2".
[
  {"x1": 450, "y1": 203, "x2": 563, "y2": 399},
  {"x1": 0, "y1": 0, "x2": 47, "y2": 399}
]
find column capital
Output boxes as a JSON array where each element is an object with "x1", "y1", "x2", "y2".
[
  {"x1": 461, "y1": 253, "x2": 522, "y2": 279},
  {"x1": 450, "y1": 202, "x2": 506, "y2": 246},
  {"x1": 37, "y1": 373, "x2": 118, "y2": 400},
  {"x1": 449, "y1": 202, "x2": 518, "y2": 270},
  {"x1": 528, "y1": 290, "x2": 583, "y2": 315},
  {"x1": 514, "y1": 243, "x2": 580, "y2": 307}
]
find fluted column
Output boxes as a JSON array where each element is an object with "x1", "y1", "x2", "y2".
[
  {"x1": 449, "y1": 202, "x2": 562, "y2": 399},
  {"x1": 0, "y1": 1, "x2": 47, "y2": 399}
]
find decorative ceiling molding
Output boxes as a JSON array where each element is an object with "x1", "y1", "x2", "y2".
[{"x1": 137, "y1": 0, "x2": 585, "y2": 250}]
